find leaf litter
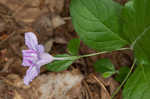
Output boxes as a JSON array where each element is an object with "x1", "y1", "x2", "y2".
[{"x1": 0, "y1": 0, "x2": 133, "y2": 99}]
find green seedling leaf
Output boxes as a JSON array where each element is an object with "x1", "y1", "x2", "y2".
[
  {"x1": 46, "y1": 54, "x2": 76, "y2": 72},
  {"x1": 94, "y1": 58, "x2": 116, "y2": 78},
  {"x1": 115, "y1": 66, "x2": 130, "y2": 83},
  {"x1": 67, "y1": 38, "x2": 80, "y2": 55},
  {"x1": 70, "y1": 0, "x2": 127, "y2": 51}
]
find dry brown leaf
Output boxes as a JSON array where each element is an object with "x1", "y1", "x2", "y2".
[
  {"x1": 52, "y1": 15, "x2": 66, "y2": 28},
  {"x1": 0, "y1": 0, "x2": 64, "y2": 26},
  {"x1": 0, "y1": 0, "x2": 23, "y2": 11},
  {"x1": 44, "y1": 39, "x2": 53, "y2": 52},
  {"x1": 45, "y1": 0, "x2": 64, "y2": 13},
  {"x1": 14, "y1": 90, "x2": 23, "y2": 99}
]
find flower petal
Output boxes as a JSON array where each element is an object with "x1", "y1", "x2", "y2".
[
  {"x1": 22, "y1": 50, "x2": 38, "y2": 66},
  {"x1": 22, "y1": 58, "x2": 32, "y2": 67},
  {"x1": 37, "y1": 53, "x2": 54, "y2": 68},
  {"x1": 25, "y1": 32, "x2": 38, "y2": 50},
  {"x1": 24, "y1": 66, "x2": 40, "y2": 85},
  {"x1": 37, "y1": 44, "x2": 44, "y2": 54}
]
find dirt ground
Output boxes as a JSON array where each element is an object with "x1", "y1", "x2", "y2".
[{"x1": 0, "y1": 0, "x2": 132, "y2": 99}]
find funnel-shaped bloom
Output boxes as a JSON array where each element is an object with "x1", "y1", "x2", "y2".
[{"x1": 22, "y1": 32, "x2": 62, "y2": 85}]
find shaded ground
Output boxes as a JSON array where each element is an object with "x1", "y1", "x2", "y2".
[{"x1": 0, "y1": 0, "x2": 132, "y2": 99}]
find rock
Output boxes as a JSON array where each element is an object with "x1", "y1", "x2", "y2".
[{"x1": 32, "y1": 70, "x2": 83, "y2": 99}]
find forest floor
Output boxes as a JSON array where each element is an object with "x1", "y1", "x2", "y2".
[{"x1": 0, "y1": 0, "x2": 132, "y2": 99}]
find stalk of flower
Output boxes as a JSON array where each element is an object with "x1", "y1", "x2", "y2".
[{"x1": 22, "y1": 32, "x2": 66, "y2": 85}]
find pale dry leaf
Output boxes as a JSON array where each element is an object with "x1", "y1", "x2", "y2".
[
  {"x1": 5, "y1": 74, "x2": 29, "y2": 89},
  {"x1": 24, "y1": 0, "x2": 40, "y2": 7},
  {"x1": 32, "y1": 14, "x2": 53, "y2": 35},
  {"x1": 14, "y1": 90, "x2": 23, "y2": 99},
  {"x1": 54, "y1": 37, "x2": 68, "y2": 44},
  {"x1": 52, "y1": 15, "x2": 66, "y2": 28},
  {"x1": 44, "y1": 39, "x2": 53, "y2": 52},
  {"x1": 15, "y1": 8, "x2": 42, "y2": 24},
  {"x1": 45, "y1": 0, "x2": 64, "y2": 13},
  {"x1": 0, "y1": 0, "x2": 23, "y2": 11},
  {"x1": 0, "y1": 20, "x2": 6, "y2": 32}
]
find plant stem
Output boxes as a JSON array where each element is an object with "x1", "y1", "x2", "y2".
[
  {"x1": 111, "y1": 59, "x2": 136, "y2": 99},
  {"x1": 54, "y1": 47, "x2": 131, "y2": 60},
  {"x1": 54, "y1": 56, "x2": 80, "y2": 60},
  {"x1": 79, "y1": 47, "x2": 131, "y2": 58},
  {"x1": 130, "y1": 25, "x2": 150, "y2": 49}
]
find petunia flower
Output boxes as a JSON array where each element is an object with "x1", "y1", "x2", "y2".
[{"x1": 22, "y1": 32, "x2": 64, "y2": 85}]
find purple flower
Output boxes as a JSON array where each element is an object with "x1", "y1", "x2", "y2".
[{"x1": 22, "y1": 32, "x2": 58, "y2": 85}]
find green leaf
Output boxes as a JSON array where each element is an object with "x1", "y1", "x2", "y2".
[
  {"x1": 119, "y1": 1, "x2": 150, "y2": 98},
  {"x1": 115, "y1": 66, "x2": 130, "y2": 83},
  {"x1": 70, "y1": 0, "x2": 127, "y2": 51},
  {"x1": 46, "y1": 54, "x2": 75, "y2": 72},
  {"x1": 67, "y1": 38, "x2": 80, "y2": 55},
  {"x1": 123, "y1": 63, "x2": 150, "y2": 99},
  {"x1": 94, "y1": 58, "x2": 116, "y2": 78},
  {"x1": 121, "y1": 0, "x2": 150, "y2": 64}
]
